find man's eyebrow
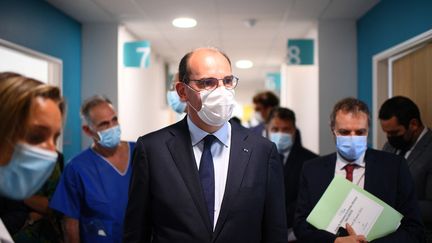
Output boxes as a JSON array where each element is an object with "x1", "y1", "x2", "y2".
[{"x1": 96, "y1": 121, "x2": 110, "y2": 127}]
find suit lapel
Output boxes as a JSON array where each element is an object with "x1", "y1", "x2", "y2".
[
  {"x1": 406, "y1": 129, "x2": 432, "y2": 167},
  {"x1": 323, "y1": 154, "x2": 337, "y2": 189},
  {"x1": 364, "y1": 149, "x2": 379, "y2": 195},
  {"x1": 213, "y1": 123, "x2": 252, "y2": 237},
  {"x1": 167, "y1": 118, "x2": 213, "y2": 235}
]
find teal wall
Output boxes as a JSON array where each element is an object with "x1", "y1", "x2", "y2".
[
  {"x1": 357, "y1": 0, "x2": 432, "y2": 109},
  {"x1": 0, "y1": 0, "x2": 82, "y2": 160}
]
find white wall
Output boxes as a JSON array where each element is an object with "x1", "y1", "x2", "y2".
[
  {"x1": 280, "y1": 27, "x2": 319, "y2": 154},
  {"x1": 81, "y1": 23, "x2": 118, "y2": 148},
  {"x1": 118, "y1": 26, "x2": 171, "y2": 142},
  {"x1": 318, "y1": 20, "x2": 357, "y2": 155}
]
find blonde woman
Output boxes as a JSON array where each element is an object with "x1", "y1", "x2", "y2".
[{"x1": 0, "y1": 72, "x2": 64, "y2": 242}]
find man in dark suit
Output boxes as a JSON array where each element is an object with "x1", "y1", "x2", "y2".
[
  {"x1": 267, "y1": 107, "x2": 318, "y2": 242},
  {"x1": 294, "y1": 97, "x2": 424, "y2": 243},
  {"x1": 123, "y1": 47, "x2": 287, "y2": 243},
  {"x1": 379, "y1": 96, "x2": 432, "y2": 241}
]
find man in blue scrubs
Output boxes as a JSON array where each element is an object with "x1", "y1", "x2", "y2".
[{"x1": 50, "y1": 95, "x2": 135, "y2": 243}]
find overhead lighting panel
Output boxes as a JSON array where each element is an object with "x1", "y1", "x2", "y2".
[
  {"x1": 235, "y1": 60, "x2": 253, "y2": 69},
  {"x1": 172, "y1": 17, "x2": 197, "y2": 28}
]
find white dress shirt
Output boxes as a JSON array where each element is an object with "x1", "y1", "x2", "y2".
[
  {"x1": 335, "y1": 152, "x2": 366, "y2": 188},
  {"x1": 0, "y1": 219, "x2": 14, "y2": 243},
  {"x1": 187, "y1": 117, "x2": 231, "y2": 229}
]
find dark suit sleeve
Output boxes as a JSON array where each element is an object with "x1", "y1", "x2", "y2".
[
  {"x1": 370, "y1": 157, "x2": 425, "y2": 243},
  {"x1": 293, "y1": 162, "x2": 336, "y2": 243},
  {"x1": 419, "y1": 169, "x2": 432, "y2": 224},
  {"x1": 123, "y1": 138, "x2": 152, "y2": 243},
  {"x1": 285, "y1": 148, "x2": 318, "y2": 228},
  {"x1": 261, "y1": 144, "x2": 288, "y2": 243}
]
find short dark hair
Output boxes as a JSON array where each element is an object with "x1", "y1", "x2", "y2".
[
  {"x1": 268, "y1": 107, "x2": 296, "y2": 125},
  {"x1": 178, "y1": 47, "x2": 231, "y2": 84},
  {"x1": 330, "y1": 97, "x2": 370, "y2": 129},
  {"x1": 378, "y1": 96, "x2": 421, "y2": 128},
  {"x1": 81, "y1": 95, "x2": 112, "y2": 125},
  {"x1": 252, "y1": 91, "x2": 279, "y2": 108}
]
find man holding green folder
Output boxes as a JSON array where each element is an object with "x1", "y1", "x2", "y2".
[{"x1": 294, "y1": 97, "x2": 424, "y2": 243}]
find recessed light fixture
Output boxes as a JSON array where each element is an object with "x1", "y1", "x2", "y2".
[
  {"x1": 172, "y1": 17, "x2": 197, "y2": 28},
  {"x1": 235, "y1": 60, "x2": 253, "y2": 69}
]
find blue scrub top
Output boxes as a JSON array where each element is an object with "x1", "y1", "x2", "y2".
[{"x1": 50, "y1": 142, "x2": 135, "y2": 243}]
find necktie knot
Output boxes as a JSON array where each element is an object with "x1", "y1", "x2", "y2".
[
  {"x1": 344, "y1": 163, "x2": 357, "y2": 182},
  {"x1": 203, "y1": 135, "x2": 216, "y2": 149}
]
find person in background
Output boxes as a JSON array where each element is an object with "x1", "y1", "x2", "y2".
[
  {"x1": 250, "y1": 91, "x2": 279, "y2": 137},
  {"x1": 123, "y1": 47, "x2": 287, "y2": 243},
  {"x1": 267, "y1": 107, "x2": 318, "y2": 242},
  {"x1": 0, "y1": 72, "x2": 64, "y2": 242},
  {"x1": 167, "y1": 72, "x2": 187, "y2": 114},
  {"x1": 50, "y1": 95, "x2": 135, "y2": 243},
  {"x1": 294, "y1": 97, "x2": 424, "y2": 243},
  {"x1": 379, "y1": 96, "x2": 432, "y2": 242}
]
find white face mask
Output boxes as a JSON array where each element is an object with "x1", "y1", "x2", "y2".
[{"x1": 188, "y1": 86, "x2": 236, "y2": 126}]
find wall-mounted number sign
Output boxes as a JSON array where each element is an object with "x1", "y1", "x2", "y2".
[
  {"x1": 123, "y1": 40, "x2": 151, "y2": 68},
  {"x1": 286, "y1": 39, "x2": 314, "y2": 65}
]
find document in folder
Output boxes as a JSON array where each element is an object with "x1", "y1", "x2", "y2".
[{"x1": 306, "y1": 175, "x2": 403, "y2": 241}]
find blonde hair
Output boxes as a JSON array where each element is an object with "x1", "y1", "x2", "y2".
[{"x1": 0, "y1": 72, "x2": 64, "y2": 159}]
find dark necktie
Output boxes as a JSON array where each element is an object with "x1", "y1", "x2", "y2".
[
  {"x1": 199, "y1": 135, "x2": 216, "y2": 225},
  {"x1": 399, "y1": 149, "x2": 407, "y2": 158},
  {"x1": 344, "y1": 164, "x2": 356, "y2": 182}
]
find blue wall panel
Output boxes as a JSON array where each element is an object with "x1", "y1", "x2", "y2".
[
  {"x1": 0, "y1": 0, "x2": 82, "y2": 160},
  {"x1": 357, "y1": 0, "x2": 432, "y2": 109}
]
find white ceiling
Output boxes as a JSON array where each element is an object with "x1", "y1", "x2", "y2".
[{"x1": 46, "y1": 0, "x2": 379, "y2": 83}]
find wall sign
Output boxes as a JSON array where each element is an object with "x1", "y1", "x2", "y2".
[
  {"x1": 265, "y1": 72, "x2": 281, "y2": 94},
  {"x1": 286, "y1": 39, "x2": 314, "y2": 65},
  {"x1": 123, "y1": 40, "x2": 151, "y2": 68}
]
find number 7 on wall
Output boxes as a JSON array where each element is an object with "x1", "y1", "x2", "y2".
[{"x1": 136, "y1": 47, "x2": 150, "y2": 68}]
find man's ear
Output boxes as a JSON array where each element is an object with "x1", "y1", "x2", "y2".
[
  {"x1": 82, "y1": 125, "x2": 94, "y2": 137},
  {"x1": 176, "y1": 82, "x2": 188, "y2": 102},
  {"x1": 409, "y1": 118, "x2": 420, "y2": 130}
]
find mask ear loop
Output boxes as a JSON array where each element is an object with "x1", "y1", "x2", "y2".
[{"x1": 183, "y1": 83, "x2": 205, "y2": 113}]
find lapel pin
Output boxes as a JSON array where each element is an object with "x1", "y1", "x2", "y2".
[{"x1": 243, "y1": 148, "x2": 249, "y2": 153}]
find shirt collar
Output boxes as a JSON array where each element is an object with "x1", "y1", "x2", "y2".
[
  {"x1": 398, "y1": 126, "x2": 428, "y2": 155},
  {"x1": 335, "y1": 151, "x2": 366, "y2": 171},
  {"x1": 187, "y1": 116, "x2": 230, "y2": 147},
  {"x1": 411, "y1": 127, "x2": 428, "y2": 150}
]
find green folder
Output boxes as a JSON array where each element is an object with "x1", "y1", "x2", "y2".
[{"x1": 306, "y1": 175, "x2": 403, "y2": 241}]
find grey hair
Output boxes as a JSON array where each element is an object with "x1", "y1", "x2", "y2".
[{"x1": 80, "y1": 95, "x2": 112, "y2": 125}]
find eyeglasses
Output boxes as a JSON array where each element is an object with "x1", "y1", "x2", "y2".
[{"x1": 186, "y1": 75, "x2": 239, "y2": 91}]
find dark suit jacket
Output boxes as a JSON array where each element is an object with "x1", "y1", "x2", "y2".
[
  {"x1": 249, "y1": 123, "x2": 266, "y2": 137},
  {"x1": 283, "y1": 130, "x2": 318, "y2": 228},
  {"x1": 123, "y1": 118, "x2": 287, "y2": 243},
  {"x1": 383, "y1": 128, "x2": 432, "y2": 226},
  {"x1": 294, "y1": 149, "x2": 424, "y2": 243}
]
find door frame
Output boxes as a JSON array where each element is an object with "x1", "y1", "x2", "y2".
[
  {"x1": 0, "y1": 38, "x2": 64, "y2": 150},
  {"x1": 372, "y1": 29, "x2": 432, "y2": 148}
]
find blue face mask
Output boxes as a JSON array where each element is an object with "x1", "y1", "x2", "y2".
[
  {"x1": 269, "y1": 132, "x2": 293, "y2": 153},
  {"x1": 336, "y1": 135, "x2": 367, "y2": 161},
  {"x1": 0, "y1": 143, "x2": 57, "y2": 200},
  {"x1": 97, "y1": 125, "x2": 121, "y2": 148},
  {"x1": 167, "y1": 90, "x2": 186, "y2": 114}
]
